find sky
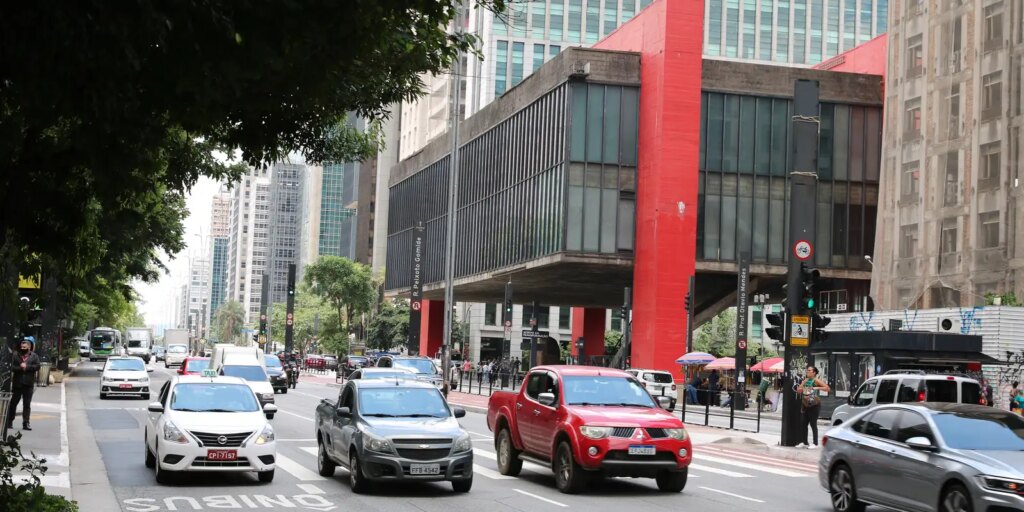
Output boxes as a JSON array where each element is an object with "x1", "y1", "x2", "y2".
[{"x1": 133, "y1": 176, "x2": 221, "y2": 330}]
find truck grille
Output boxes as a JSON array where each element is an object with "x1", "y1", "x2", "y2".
[
  {"x1": 190, "y1": 431, "x2": 253, "y2": 447},
  {"x1": 393, "y1": 438, "x2": 452, "y2": 445},
  {"x1": 645, "y1": 428, "x2": 668, "y2": 439},
  {"x1": 611, "y1": 427, "x2": 637, "y2": 438},
  {"x1": 397, "y1": 448, "x2": 452, "y2": 461}
]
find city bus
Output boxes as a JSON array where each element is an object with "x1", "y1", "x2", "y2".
[{"x1": 88, "y1": 327, "x2": 122, "y2": 361}]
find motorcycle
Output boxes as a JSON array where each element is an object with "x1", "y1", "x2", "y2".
[{"x1": 287, "y1": 362, "x2": 299, "y2": 389}]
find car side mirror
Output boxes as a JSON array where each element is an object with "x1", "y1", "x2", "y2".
[
  {"x1": 656, "y1": 396, "x2": 673, "y2": 409},
  {"x1": 452, "y1": 406, "x2": 467, "y2": 418},
  {"x1": 538, "y1": 392, "x2": 557, "y2": 407},
  {"x1": 336, "y1": 406, "x2": 351, "y2": 417},
  {"x1": 905, "y1": 436, "x2": 937, "y2": 451},
  {"x1": 848, "y1": 395, "x2": 854, "y2": 405},
  {"x1": 263, "y1": 404, "x2": 278, "y2": 420},
  {"x1": 148, "y1": 402, "x2": 164, "y2": 413}
]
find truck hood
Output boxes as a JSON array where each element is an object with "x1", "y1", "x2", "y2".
[
  {"x1": 569, "y1": 405, "x2": 684, "y2": 427},
  {"x1": 362, "y1": 416, "x2": 464, "y2": 438}
]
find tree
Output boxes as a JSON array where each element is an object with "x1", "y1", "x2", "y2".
[
  {"x1": 303, "y1": 256, "x2": 377, "y2": 337},
  {"x1": 693, "y1": 308, "x2": 737, "y2": 357},
  {"x1": 215, "y1": 301, "x2": 245, "y2": 345},
  {"x1": 604, "y1": 330, "x2": 623, "y2": 356},
  {"x1": 985, "y1": 292, "x2": 1021, "y2": 306},
  {"x1": 367, "y1": 300, "x2": 410, "y2": 352},
  {"x1": 269, "y1": 284, "x2": 343, "y2": 356}
]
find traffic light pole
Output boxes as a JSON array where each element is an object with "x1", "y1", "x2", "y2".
[
  {"x1": 781, "y1": 79, "x2": 820, "y2": 447},
  {"x1": 284, "y1": 264, "x2": 296, "y2": 355}
]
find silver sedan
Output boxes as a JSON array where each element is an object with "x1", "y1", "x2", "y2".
[{"x1": 819, "y1": 402, "x2": 1024, "y2": 512}]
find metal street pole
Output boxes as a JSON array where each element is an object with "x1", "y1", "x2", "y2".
[{"x1": 440, "y1": 0, "x2": 465, "y2": 398}]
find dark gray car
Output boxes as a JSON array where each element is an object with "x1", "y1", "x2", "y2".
[
  {"x1": 314, "y1": 379, "x2": 473, "y2": 493},
  {"x1": 820, "y1": 403, "x2": 1024, "y2": 512}
]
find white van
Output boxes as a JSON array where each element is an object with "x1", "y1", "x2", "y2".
[{"x1": 210, "y1": 345, "x2": 274, "y2": 406}]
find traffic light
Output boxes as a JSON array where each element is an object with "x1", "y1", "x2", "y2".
[
  {"x1": 765, "y1": 312, "x2": 786, "y2": 342},
  {"x1": 812, "y1": 312, "x2": 831, "y2": 344},
  {"x1": 684, "y1": 292, "x2": 692, "y2": 312},
  {"x1": 287, "y1": 284, "x2": 295, "y2": 297},
  {"x1": 503, "y1": 282, "x2": 513, "y2": 324},
  {"x1": 799, "y1": 263, "x2": 820, "y2": 311}
]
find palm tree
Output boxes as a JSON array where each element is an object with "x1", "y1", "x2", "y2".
[{"x1": 215, "y1": 301, "x2": 245, "y2": 344}]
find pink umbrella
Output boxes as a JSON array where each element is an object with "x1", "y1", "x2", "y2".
[
  {"x1": 704, "y1": 357, "x2": 737, "y2": 371},
  {"x1": 750, "y1": 357, "x2": 784, "y2": 373},
  {"x1": 768, "y1": 359, "x2": 786, "y2": 373}
]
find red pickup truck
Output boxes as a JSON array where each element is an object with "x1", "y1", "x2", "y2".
[{"x1": 486, "y1": 365, "x2": 692, "y2": 494}]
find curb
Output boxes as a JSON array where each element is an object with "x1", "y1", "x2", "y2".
[
  {"x1": 706, "y1": 436, "x2": 822, "y2": 463},
  {"x1": 65, "y1": 373, "x2": 121, "y2": 511},
  {"x1": 448, "y1": 401, "x2": 488, "y2": 415}
]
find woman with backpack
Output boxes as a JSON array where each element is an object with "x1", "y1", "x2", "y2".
[{"x1": 795, "y1": 365, "x2": 830, "y2": 449}]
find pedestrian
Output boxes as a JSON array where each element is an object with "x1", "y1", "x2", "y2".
[
  {"x1": 1011, "y1": 381, "x2": 1021, "y2": 413},
  {"x1": 796, "y1": 365, "x2": 830, "y2": 449},
  {"x1": 1014, "y1": 389, "x2": 1024, "y2": 414},
  {"x1": 686, "y1": 373, "x2": 700, "y2": 404},
  {"x1": 708, "y1": 369, "x2": 720, "y2": 406},
  {"x1": 6, "y1": 337, "x2": 42, "y2": 431}
]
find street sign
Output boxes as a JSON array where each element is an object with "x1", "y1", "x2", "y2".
[
  {"x1": 790, "y1": 314, "x2": 810, "y2": 346},
  {"x1": 504, "y1": 326, "x2": 512, "y2": 339},
  {"x1": 504, "y1": 320, "x2": 512, "y2": 328},
  {"x1": 521, "y1": 330, "x2": 549, "y2": 338},
  {"x1": 737, "y1": 339, "x2": 747, "y2": 350},
  {"x1": 411, "y1": 301, "x2": 421, "y2": 311},
  {"x1": 793, "y1": 240, "x2": 813, "y2": 261},
  {"x1": 837, "y1": 303, "x2": 848, "y2": 311}
]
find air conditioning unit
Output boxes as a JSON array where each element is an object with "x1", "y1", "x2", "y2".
[{"x1": 937, "y1": 317, "x2": 962, "y2": 332}]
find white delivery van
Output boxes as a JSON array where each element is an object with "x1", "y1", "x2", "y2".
[{"x1": 211, "y1": 345, "x2": 274, "y2": 406}]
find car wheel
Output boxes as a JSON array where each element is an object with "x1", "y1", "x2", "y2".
[
  {"x1": 349, "y1": 453, "x2": 370, "y2": 494},
  {"x1": 281, "y1": 388, "x2": 288, "y2": 394},
  {"x1": 553, "y1": 441, "x2": 588, "y2": 494},
  {"x1": 829, "y1": 464, "x2": 866, "y2": 512},
  {"x1": 452, "y1": 477, "x2": 473, "y2": 493},
  {"x1": 495, "y1": 428, "x2": 523, "y2": 476},
  {"x1": 940, "y1": 483, "x2": 973, "y2": 512},
  {"x1": 317, "y1": 441, "x2": 336, "y2": 477},
  {"x1": 655, "y1": 469, "x2": 688, "y2": 492},
  {"x1": 257, "y1": 469, "x2": 274, "y2": 483},
  {"x1": 154, "y1": 445, "x2": 173, "y2": 484},
  {"x1": 100, "y1": 392, "x2": 107, "y2": 400},
  {"x1": 144, "y1": 432, "x2": 156, "y2": 469}
]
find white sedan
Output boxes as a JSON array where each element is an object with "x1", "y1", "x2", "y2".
[
  {"x1": 100, "y1": 356, "x2": 153, "y2": 400},
  {"x1": 145, "y1": 375, "x2": 278, "y2": 484}
]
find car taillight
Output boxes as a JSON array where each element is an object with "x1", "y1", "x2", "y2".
[
  {"x1": 946, "y1": 376, "x2": 955, "y2": 380},
  {"x1": 918, "y1": 391, "x2": 926, "y2": 402},
  {"x1": 822, "y1": 435, "x2": 829, "y2": 446}
]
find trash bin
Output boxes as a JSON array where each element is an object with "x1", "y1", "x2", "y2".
[{"x1": 37, "y1": 362, "x2": 52, "y2": 387}]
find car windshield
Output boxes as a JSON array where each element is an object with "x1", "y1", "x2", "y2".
[
  {"x1": 361, "y1": 371, "x2": 415, "y2": 380},
  {"x1": 643, "y1": 372, "x2": 674, "y2": 384},
  {"x1": 91, "y1": 333, "x2": 115, "y2": 349},
  {"x1": 563, "y1": 375, "x2": 657, "y2": 407},
  {"x1": 170, "y1": 383, "x2": 260, "y2": 412},
  {"x1": 264, "y1": 355, "x2": 282, "y2": 368},
  {"x1": 221, "y1": 365, "x2": 268, "y2": 382},
  {"x1": 167, "y1": 345, "x2": 187, "y2": 354},
  {"x1": 358, "y1": 387, "x2": 450, "y2": 417},
  {"x1": 106, "y1": 359, "x2": 145, "y2": 371},
  {"x1": 933, "y1": 410, "x2": 1024, "y2": 450},
  {"x1": 393, "y1": 359, "x2": 437, "y2": 375},
  {"x1": 185, "y1": 359, "x2": 210, "y2": 373}
]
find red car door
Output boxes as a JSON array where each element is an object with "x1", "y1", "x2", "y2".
[{"x1": 530, "y1": 372, "x2": 561, "y2": 458}]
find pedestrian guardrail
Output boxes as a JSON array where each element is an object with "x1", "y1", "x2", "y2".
[{"x1": 680, "y1": 387, "x2": 762, "y2": 433}]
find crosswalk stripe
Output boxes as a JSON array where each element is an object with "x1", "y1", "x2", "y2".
[
  {"x1": 275, "y1": 454, "x2": 326, "y2": 481},
  {"x1": 473, "y1": 464, "x2": 515, "y2": 480},
  {"x1": 688, "y1": 463, "x2": 753, "y2": 478},
  {"x1": 699, "y1": 446, "x2": 819, "y2": 471},
  {"x1": 300, "y1": 447, "x2": 318, "y2": 457},
  {"x1": 693, "y1": 454, "x2": 810, "y2": 477},
  {"x1": 297, "y1": 484, "x2": 325, "y2": 494}
]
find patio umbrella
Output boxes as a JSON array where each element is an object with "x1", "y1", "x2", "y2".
[
  {"x1": 768, "y1": 359, "x2": 786, "y2": 373},
  {"x1": 750, "y1": 357, "x2": 784, "y2": 373},
  {"x1": 675, "y1": 351, "x2": 715, "y2": 366},
  {"x1": 704, "y1": 357, "x2": 737, "y2": 371}
]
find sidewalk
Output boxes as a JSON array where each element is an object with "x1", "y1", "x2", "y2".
[{"x1": 7, "y1": 375, "x2": 71, "y2": 499}]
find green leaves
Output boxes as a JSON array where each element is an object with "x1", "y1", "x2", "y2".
[
  {"x1": 367, "y1": 300, "x2": 410, "y2": 352},
  {"x1": 693, "y1": 308, "x2": 738, "y2": 358},
  {"x1": 214, "y1": 301, "x2": 246, "y2": 344}
]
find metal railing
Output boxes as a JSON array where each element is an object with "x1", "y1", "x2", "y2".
[
  {"x1": 452, "y1": 369, "x2": 525, "y2": 395},
  {"x1": 679, "y1": 387, "x2": 762, "y2": 433}
]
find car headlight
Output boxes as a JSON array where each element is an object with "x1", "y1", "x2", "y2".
[
  {"x1": 255, "y1": 424, "x2": 275, "y2": 445},
  {"x1": 260, "y1": 393, "x2": 275, "y2": 401},
  {"x1": 452, "y1": 432, "x2": 472, "y2": 453},
  {"x1": 140, "y1": 377, "x2": 149, "y2": 383},
  {"x1": 163, "y1": 421, "x2": 188, "y2": 444},
  {"x1": 664, "y1": 428, "x2": 688, "y2": 441},
  {"x1": 579, "y1": 426, "x2": 614, "y2": 440},
  {"x1": 362, "y1": 431, "x2": 394, "y2": 454},
  {"x1": 980, "y1": 476, "x2": 1024, "y2": 494}
]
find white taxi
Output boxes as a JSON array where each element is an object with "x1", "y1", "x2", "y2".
[
  {"x1": 145, "y1": 372, "x2": 279, "y2": 484},
  {"x1": 100, "y1": 356, "x2": 153, "y2": 400}
]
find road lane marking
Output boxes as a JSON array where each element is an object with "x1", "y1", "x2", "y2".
[
  {"x1": 278, "y1": 409, "x2": 315, "y2": 422},
  {"x1": 301, "y1": 447, "x2": 318, "y2": 457},
  {"x1": 469, "y1": 430, "x2": 493, "y2": 439},
  {"x1": 514, "y1": 489, "x2": 568, "y2": 507},
  {"x1": 473, "y1": 448, "x2": 548, "y2": 473},
  {"x1": 297, "y1": 484, "x2": 325, "y2": 494},
  {"x1": 474, "y1": 464, "x2": 515, "y2": 480},
  {"x1": 289, "y1": 390, "x2": 332, "y2": 400},
  {"x1": 699, "y1": 446, "x2": 819, "y2": 471},
  {"x1": 277, "y1": 439, "x2": 317, "y2": 442},
  {"x1": 694, "y1": 454, "x2": 810, "y2": 477},
  {"x1": 699, "y1": 486, "x2": 766, "y2": 503},
  {"x1": 275, "y1": 454, "x2": 326, "y2": 481},
  {"x1": 687, "y1": 464, "x2": 753, "y2": 478}
]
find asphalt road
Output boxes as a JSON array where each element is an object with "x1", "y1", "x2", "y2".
[{"x1": 69, "y1": 362, "x2": 834, "y2": 512}]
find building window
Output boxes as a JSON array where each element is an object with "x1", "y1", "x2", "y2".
[
  {"x1": 982, "y1": 72, "x2": 1002, "y2": 119},
  {"x1": 901, "y1": 161, "x2": 920, "y2": 200},
  {"x1": 568, "y1": 0, "x2": 582, "y2": 42},
  {"x1": 511, "y1": 42, "x2": 524, "y2": 86},
  {"x1": 943, "y1": 151, "x2": 959, "y2": 206},
  {"x1": 532, "y1": 1, "x2": 546, "y2": 39},
  {"x1": 585, "y1": 0, "x2": 599, "y2": 43},
  {"x1": 980, "y1": 142, "x2": 1001, "y2": 186},
  {"x1": 907, "y1": 0, "x2": 923, "y2": 15},
  {"x1": 485, "y1": 303, "x2": 497, "y2": 325},
  {"x1": 979, "y1": 211, "x2": 1000, "y2": 248},
  {"x1": 984, "y1": 3, "x2": 1004, "y2": 51},
  {"x1": 495, "y1": 41, "x2": 508, "y2": 96},
  {"x1": 550, "y1": 0, "x2": 564, "y2": 41},
  {"x1": 940, "y1": 218, "x2": 958, "y2": 254},
  {"x1": 610, "y1": 308, "x2": 622, "y2": 331},
  {"x1": 904, "y1": 98, "x2": 921, "y2": 139},
  {"x1": 559, "y1": 307, "x2": 571, "y2": 329},
  {"x1": 947, "y1": 83, "x2": 960, "y2": 139},
  {"x1": 533, "y1": 44, "x2": 544, "y2": 74},
  {"x1": 521, "y1": 305, "x2": 550, "y2": 329},
  {"x1": 900, "y1": 224, "x2": 918, "y2": 258},
  {"x1": 946, "y1": 17, "x2": 963, "y2": 73},
  {"x1": 906, "y1": 35, "x2": 923, "y2": 77}
]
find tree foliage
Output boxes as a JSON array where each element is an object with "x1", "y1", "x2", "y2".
[
  {"x1": 694, "y1": 308, "x2": 737, "y2": 357},
  {"x1": 214, "y1": 300, "x2": 246, "y2": 344},
  {"x1": 367, "y1": 300, "x2": 410, "y2": 352},
  {"x1": 270, "y1": 284, "x2": 343, "y2": 356},
  {"x1": 303, "y1": 256, "x2": 377, "y2": 336},
  {"x1": 604, "y1": 330, "x2": 623, "y2": 355}
]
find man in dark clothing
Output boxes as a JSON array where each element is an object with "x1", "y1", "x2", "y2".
[{"x1": 6, "y1": 338, "x2": 41, "y2": 431}]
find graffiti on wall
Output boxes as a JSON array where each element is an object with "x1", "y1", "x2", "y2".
[{"x1": 846, "y1": 307, "x2": 985, "y2": 334}]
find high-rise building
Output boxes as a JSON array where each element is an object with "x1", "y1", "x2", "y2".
[
  {"x1": 226, "y1": 167, "x2": 271, "y2": 324},
  {"x1": 187, "y1": 257, "x2": 211, "y2": 339},
  {"x1": 267, "y1": 163, "x2": 305, "y2": 304},
  {"x1": 872, "y1": 0, "x2": 1024, "y2": 309},
  {"x1": 208, "y1": 188, "x2": 231, "y2": 328}
]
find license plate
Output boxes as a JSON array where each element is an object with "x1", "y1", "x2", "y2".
[
  {"x1": 628, "y1": 445, "x2": 656, "y2": 456},
  {"x1": 410, "y1": 463, "x2": 441, "y2": 475},
  {"x1": 207, "y1": 449, "x2": 238, "y2": 461},
  {"x1": 119, "y1": 384, "x2": 133, "y2": 389}
]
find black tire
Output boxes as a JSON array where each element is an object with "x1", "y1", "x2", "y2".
[
  {"x1": 452, "y1": 477, "x2": 473, "y2": 493},
  {"x1": 829, "y1": 464, "x2": 866, "y2": 512},
  {"x1": 940, "y1": 483, "x2": 973, "y2": 512},
  {"x1": 655, "y1": 469, "x2": 688, "y2": 492},
  {"x1": 281, "y1": 388, "x2": 288, "y2": 394},
  {"x1": 349, "y1": 452, "x2": 370, "y2": 494},
  {"x1": 553, "y1": 441, "x2": 588, "y2": 494},
  {"x1": 317, "y1": 441, "x2": 336, "y2": 477},
  {"x1": 154, "y1": 446, "x2": 173, "y2": 484},
  {"x1": 495, "y1": 428, "x2": 523, "y2": 476},
  {"x1": 258, "y1": 469, "x2": 274, "y2": 483},
  {"x1": 144, "y1": 433, "x2": 156, "y2": 469}
]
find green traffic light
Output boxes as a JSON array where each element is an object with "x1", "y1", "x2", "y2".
[{"x1": 807, "y1": 298, "x2": 815, "y2": 309}]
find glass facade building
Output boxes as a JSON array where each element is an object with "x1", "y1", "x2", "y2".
[
  {"x1": 704, "y1": 0, "x2": 887, "y2": 65},
  {"x1": 209, "y1": 236, "x2": 229, "y2": 326},
  {"x1": 319, "y1": 163, "x2": 358, "y2": 260}
]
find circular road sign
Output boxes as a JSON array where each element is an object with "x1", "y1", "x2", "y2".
[
  {"x1": 793, "y1": 239, "x2": 813, "y2": 261},
  {"x1": 737, "y1": 339, "x2": 747, "y2": 350},
  {"x1": 411, "y1": 301, "x2": 421, "y2": 311},
  {"x1": 504, "y1": 320, "x2": 512, "y2": 327}
]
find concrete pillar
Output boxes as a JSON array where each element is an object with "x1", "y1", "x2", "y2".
[
  {"x1": 570, "y1": 307, "x2": 606, "y2": 364},
  {"x1": 419, "y1": 299, "x2": 445, "y2": 358}
]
